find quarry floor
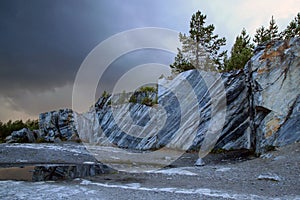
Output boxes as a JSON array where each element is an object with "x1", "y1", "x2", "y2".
[{"x1": 0, "y1": 142, "x2": 299, "y2": 200}]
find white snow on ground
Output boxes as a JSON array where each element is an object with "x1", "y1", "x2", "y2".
[
  {"x1": 86, "y1": 145, "x2": 137, "y2": 155},
  {"x1": 4, "y1": 143, "x2": 89, "y2": 155},
  {"x1": 0, "y1": 180, "x2": 96, "y2": 200},
  {"x1": 215, "y1": 167, "x2": 232, "y2": 172},
  {"x1": 79, "y1": 179, "x2": 273, "y2": 200},
  {"x1": 147, "y1": 167, "x2": 197, "y2": 176},
  {"x1": 1, "y1": 179, "x2": 299, "y2": 200}
]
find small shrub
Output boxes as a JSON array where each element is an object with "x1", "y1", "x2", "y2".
[
  {"x1": 129, "y1": 95, "x2": 137, "y2": 104},
  {"x1": 141, "y1": 97, "x2": 153, "y2": 106},
  {"x1": 139, "y1": 86, "x2": 157, "y2": 93},
  {"x1": 36, "y1": 137, "x2": 47, "y2": 143}
]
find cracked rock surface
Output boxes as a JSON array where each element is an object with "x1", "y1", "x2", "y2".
[{"x1": 250, "y1": 38, "x2": 300, "y2": 152}]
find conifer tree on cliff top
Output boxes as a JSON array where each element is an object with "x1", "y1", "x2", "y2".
[
  {"x1": 253, "y1": 16, "x2": 280, "y2": 45},
  {"x1": 223, "y1": 28, "x2": 254, "y2": 71},
  {"x1": 170, "y1": 10, "x2": 226, "y2": 73},
  {"x1": 282, "y1": 12, "x2": 300, "y2": 39}
]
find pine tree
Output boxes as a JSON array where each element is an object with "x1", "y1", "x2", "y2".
[
  {"x1": 170, "y1": 10, "x2": 226, "y2": 73},
  {"x1": 268, "y1": 16, "x2": 280, "y2": 40},
  {"x1": 189, "y1": 11, "x2": 227, "y2": 69},
  {"x1": 282, "y1": 12, "x2": 300, "y2": 39},
  {"x1": 253, "y1": 26, "x2": 269, "y2": 45},
  {"x1": 223, "y1": 29, "x2": 254, "y2": 71},
  {"x1": 170, "y1": 48, "x2": 194, "y2": 73},
  {"x1": 179, "y1": 33, "x2": 214, "y2": 71},
  {"x1": 254, "y1": 16, "x2": 280, "y2": 45}
]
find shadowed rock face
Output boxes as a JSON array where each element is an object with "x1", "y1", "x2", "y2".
[
  {"x1": 22, "y1": 38, "x2": 300, "y2": 154},
  {"x1": 249, "y1": 38, "x2": 300, "y2": 153},
  {"x1": 5, "y1": 128, "x2": 38, "y2": 143},
  {"x1": 39, "y1": 109, "x2": 78, "y2": 142}
]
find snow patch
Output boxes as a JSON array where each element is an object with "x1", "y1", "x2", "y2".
[
  {"x1": 257, "y1": 173, "x2": 282, "y2": 182},
  {"x1": 5, "y1": 143, "x2": 89, "y2": 155},
  {"x1": 83, "y1": 161, "x2": 95, "y2": 165},
  {"x1": 0, "y1": 180, "x2": 297, "y2": 200},
  {"x1": 149, "y1": 168, "x2": 197, "y2": 176},
  {"x1": 79, "y1": 179, "x2": 267, "y2": 200},
  {"x1": 216, "y1": 167, "x2": 232, "y2": 172}
]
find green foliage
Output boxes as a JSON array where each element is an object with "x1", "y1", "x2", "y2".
[
  {"x1": 101, "y1": 90, "x2": 110, "y2": 98},
  {"x1": 253, "y1": 16, "x2": 280, "y2": 45},
  {"x1": 268, "y1": 16, "x2": 279, "y2": 40},
  {"x1": 282, "y1": 12, "x2": 300, "y2": 39},
  {"x1": 98, "y1": 90, "x2": 111, "y2": 106},
  {"x1": 129, "y1": 94, "x2": 137, "y2": 104},
  {"x1": 141, "y1": 97, "x2": 153, "y2": 106},
  {"x1": 25, "y1": 119, "x2": 39, "y2": 131},
  {"x1": 170, "y1": 10, "x2": 226, "y2": 73},
  {"x1": 139, "y1": 86, "x2": 158, "y2": 93},
  {"x1": 189, "y1": 11, "x2": 227, "y2": 69},
  {"x1": 223, "y1": 29, "x2": 254, "y2": 71},
  {"x1": 0, "y1": 119, "x2": 39, "y2": 143},
  {"x1": 253, "y1": 26, "x2": 269, "y2": 45},
  {"x1": 170, "y1": 48, "x2": 194, "y2": 73},
  {"x1": 128, "y1": 86, "x2": 158, "y2": 106}
]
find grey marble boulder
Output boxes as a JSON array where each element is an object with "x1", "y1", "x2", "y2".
[
  {"x1": 39, "y1": 109, "x2": 79, "y2": 142},
  {"x1": 5, "y1": 128, "x2": 37, "y2": 143}
]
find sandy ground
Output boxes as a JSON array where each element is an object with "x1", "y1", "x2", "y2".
[{"x1": 0, "y1": 142, "x2": 299, "y2": 199}]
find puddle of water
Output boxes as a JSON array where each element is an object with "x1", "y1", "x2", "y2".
[
  {"x1": 0, "y1": 163, "x2": 115, "y2": 182},
  {"x1": 0, "y1": 166, "x2": 34, "y2": 181}
]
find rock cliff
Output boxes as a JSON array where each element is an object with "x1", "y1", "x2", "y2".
[
  {"x1": 74, "y1": 37, "x2": 299, "y2": 153},
  {"x1": 8, "y1": 38, "x2": 299, "y2": 154},
  {"x1": 76, "y1": 69, "x2": 250, "y2": 152},
  {"x1": 249, "y1": 38, "x2": 300, "y2": 152}
]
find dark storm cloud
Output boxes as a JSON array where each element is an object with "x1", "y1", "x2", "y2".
[
  {"x1": 1, "y1": 0, "x2": 297, "y2": 121},
  {"x1": 0, "y1": 0, "x2": 188, "y2": 120},
  {"x1": 0, "y1": 0, "x2": 178, "y2": 96},
  {"x1": 0, "y1": 0, "x2": 110, "y2": 95}
]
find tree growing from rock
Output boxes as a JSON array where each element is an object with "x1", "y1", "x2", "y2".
[
  {"x1": 170, "y1": 10, "x2": 226, "y2": 73},
  {"x1": 223, "y1": 28, "x2": 254, "y2": 71},
  {"x1": 254, "y1": 16, "x2": 280, "y2": 45},
  {"x1": 253, "y1": 26, "x2": 269, "y2": 45},
  {"x1": 268, "y1": 16, "x2": 280, "y2": 40},
  {"x1": 282, "y1": 12, "x2": 300, "y2": 39},
  {"x1": 170, "y1": 47, "x2": 194, "y2": 73}
]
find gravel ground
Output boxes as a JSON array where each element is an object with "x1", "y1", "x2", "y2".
[{"x1": 0, "y1": 142, "x2": 299, "y2": 199}]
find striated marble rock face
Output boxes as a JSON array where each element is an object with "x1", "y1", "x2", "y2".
[
  {"x1": 5, "y1": 128, "x2": 38, "y2": 143},
  {"x1": 15, "y1": 38, "x2": 299, "y2": 154},
  {"x1": 75, "y1": 69, "x2": 250, "y2": 152},
  {"x1": 75, "y1": 38, "x2": 299, "y2": 153},
  {"x1": 249, "y1": 38, "x2": 300, "y2": 152},
  {"x1": 39, "y1": 109, "x2": 78, "y2": 142}
]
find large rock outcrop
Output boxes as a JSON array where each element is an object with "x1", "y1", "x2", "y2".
[
  {"x1": 75, "y1": 38, "x2": 300, "y2": 153},
  {"x1": 249, "y1": 38, "x2": 300, "y2": 152},
  {"x1": 16, "y1": 37, "x2": 299, "y2": 154},
  {"x1": 76, "y1": 69, "x2": 251, "y2": 153},
  {"x1": 39, "y1": 109, "x2": 79, "y2": 142},
  {"x1": 5, "y1": 128, "x2": 39, "y2": 143}
]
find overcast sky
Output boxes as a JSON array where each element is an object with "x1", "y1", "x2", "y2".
[{"x1": 0, "y1": 0, "x2": 299, "y2": 122}]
